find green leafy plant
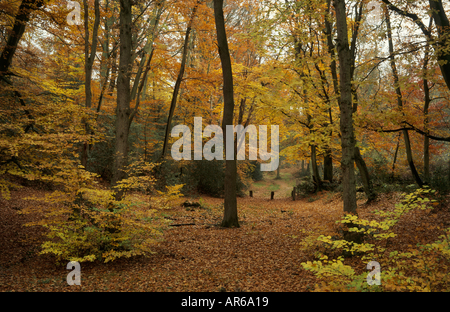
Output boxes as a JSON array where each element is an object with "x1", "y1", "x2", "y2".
[
  {"x1": 22, "y1": 159, "x2": 178, "y2": 263},
  {"x1": 301, "y1": 187, "x2": 450, "y2": 291}
]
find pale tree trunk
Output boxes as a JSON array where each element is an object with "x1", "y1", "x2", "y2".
[
  {"x1": 100, "y1": 0, "x2": 110, "y2": 98},
  {"x1": 385, "y1": 7, "x2": 424, "y2": 187},
  {"x1": 97, "y1": 0, "x2": 116, "y2": 114},
  {"x1": 334, "y1": 0, "x2": 357, "y2": 214},
  {"x1": 108, "y1": 49, "x2": 118, "y2": 96},
  {"x1": 131, "y1": 1, "x2": 164, "y2": 102},
  {"x1": 112, "y1": 0, "x2": 133, "y2": 199},
  {"x1": 214, "y1": 0, "x2": 239, "y2": 228}
]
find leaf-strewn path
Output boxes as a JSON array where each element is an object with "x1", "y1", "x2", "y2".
[
  {"x1": 1, "y1": 169, "x2": 449, "y2": 291},
  {"x1": 0, "y1": 186, "x2": 344, "y2": 291}
]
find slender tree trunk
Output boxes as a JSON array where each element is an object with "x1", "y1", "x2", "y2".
[
  {"x1": 423, "y1": 43, "x2": 431, "y2": 183},
  {"x1": 310, "y1": 144, "x2": 321, "y2": 190},
  {"x1": 97, "y1": 0, "x2": 115, "y2": 114},
  {"x1": 323, "y1": 149, "x2": 333, "y2": 182},
  {"x1": 334, "y1": 0, "x2": 357, "y2": 214},
  {"x1": 324, "y1": 1, "x2": 338, "y2": 185},
  {"x1": 385, "y1": 7, "x2": 424, "y2": 187},
  {"x1": 100, "y1": 0, "x2": 110, "y2": 96},
  {"x1": 112, "y1": 0, "x2": 133, "y2": 199},
  {"x1": 214, "y1": 0, "x2": 239, "y2": 228},
  {"x1": 392, "y1": 133, "x2": 400, "y2": 173},
  {"x1": 161, "y1": 1, "x2": 199, "y2": 159},
  {"x1": 108, "y1": 49, "x2": 118, "y2": 96},
  {"x1": 81, "y1": 0, "x2": 100, "y2": 168},
  {"x1": 131, "y1": 2, "x2": 164, "y2": 101},
  {"x1": 276, "y1": 157, "x2": 281, "y2": 179},
  {"x1": 352, "y1": 88, "x2": 376, "y2": 201}
]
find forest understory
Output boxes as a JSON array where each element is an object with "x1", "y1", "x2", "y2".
[{"x1": 1, "y1": 167, "x2": 449, "y2": 292}]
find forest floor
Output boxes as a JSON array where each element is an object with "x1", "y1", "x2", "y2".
[{"x1": 1, "y1": 167, "x2": 450, "y2": 292}]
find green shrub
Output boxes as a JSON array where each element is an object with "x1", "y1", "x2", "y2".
[
  {"x1": 22, "y1": 159, "x2": 168, "y2": 263},
  {"x1": 301, "y1": 187, "x2": 450, "y2": 292}
]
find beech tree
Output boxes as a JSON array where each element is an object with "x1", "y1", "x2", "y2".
[
  {"x1": 214, "y1": 0, "x2": 239, "y2": 228},
  {"x1": 112, "y1": 0, "x2": 133, "y2": 198},
  {"x1": 334, "y1": 0, "x2": 357, "y2": 214}
]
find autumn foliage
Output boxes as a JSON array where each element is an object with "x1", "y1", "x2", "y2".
[{"x1": 1, "y1": 0, "x2": 450, "y2": 292}]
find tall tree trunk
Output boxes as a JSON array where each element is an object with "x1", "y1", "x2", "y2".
[
  {"x1": 112, "y1": 0, "x2": 133, "y2": 199},
  {"x1": 324, "y1": 0, "x2": 338, "y2": 185},
  {"x1": 385, "y1": 7, "x2": 424, "y2": 187},
  {"x1": 352, "y1": 89, "x2": 376, "y2": 201},
  {"x1": 334, "y1": 0, "x2": 357, "y2": 214},
  {"x1": 423, "y1": 42, "x2": 431, "y2": 184},
  {"x1": 81, "y1": 0, "x2": 100, "y2": 168},
  {"x1": 214, "y1": 0, "x2": 239, "y2": 228},
  {"x1": 97, "y1": 0, "x2": 115, "y2": 114},
  {"x1": 392, "y1": 133, "x2": 401, "y2": 173},
  {"x1": 327, "y1": 0, "x2": 372, "y2": 200},
  {"x1": 161, "y1": 1, "x2": 199, "y2": 160},
  {"x1": 100, "y1": 0, "x2": 110, "y2": 96},
  {"x1": 323, "y1": 149, "x2": 333, "y2": 182}
]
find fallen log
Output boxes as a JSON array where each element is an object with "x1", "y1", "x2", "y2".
[{"x1": 169, "y1": 223, "x2": 196, "y2": 227}]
